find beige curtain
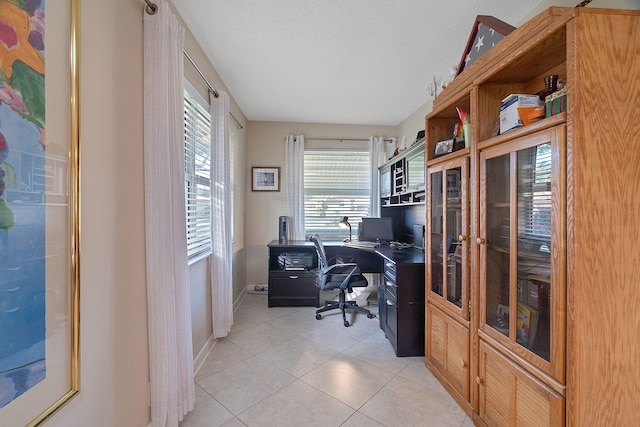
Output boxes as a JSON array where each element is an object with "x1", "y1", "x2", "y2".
[
  {"x1": 369, "y1": 136, "x2": 385, "y2": 218},
  {"x1": 210, "y1": 90, "x2": 233, "y2": 338},
  {"x1": 285, "y1": 135, "x2": 305, "y2": 240},
  {"x1": 143, "y1": 1, "x2": 195, "y2": 425}
]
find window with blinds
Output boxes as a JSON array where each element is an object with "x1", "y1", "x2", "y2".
[
  {"x1": 517, "y1": 143, "x2": 551, "y2": 249},
  {"x1": 184, "y1": 82, "x2": 212, "y2": 260},
  {"x1": 304, "y1": 149, "x2": 371, "y2": 240}
]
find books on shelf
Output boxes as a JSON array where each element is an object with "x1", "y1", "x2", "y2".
[
  {"x1": 516, "y1": 302, "x2": 539, "y2": 349},
  {"x1": 517, "y1": 278, "x2": 547, "y2": 310},
  {"x1": 529, "y1": 282, "x2": 540, "y2": 309}
]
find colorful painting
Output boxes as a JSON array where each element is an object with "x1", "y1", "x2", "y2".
[{"x1": 0, "y1": 0, "x2": 47, "y2": 409}]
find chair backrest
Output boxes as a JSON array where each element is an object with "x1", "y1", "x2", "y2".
[{"x1": 310, "y1": 234, "x2": 329, "y2": 269}]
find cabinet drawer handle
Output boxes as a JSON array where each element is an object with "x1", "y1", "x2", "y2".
[
  {"x1": 289, "y1": 275, "x2": 299, "y2": 279},
  {"x1": 476, "y1": 376, "x2": 483, "y2": 385},
  {"x1": 460, "y1": 360, "x2": 467, "y2": 368},
  {"x1": 476, "y1": 238, "x2": 486, "y2": 245},
  {"x1": 458, "y1": 235, "x2": 467, "y2": 242},
  {"x1": 386, "y1": 300, "x2": 394, "y2": 306}
]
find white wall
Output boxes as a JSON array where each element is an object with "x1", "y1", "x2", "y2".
[
  {"x1": 244, "y1": 121, "x2": 398, "y2": 285},
  {"x1": 396, "y1": 99, "x2": 433, "y2": 147},
  {"x1": 47, "y1": 0, "x2": 149, "y2": 425}
]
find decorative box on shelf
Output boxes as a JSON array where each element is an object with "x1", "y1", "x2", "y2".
[
  {"x1": 499, "y1": 94, "x2": 543, "y2": 134},
  {"x1": 545, "y1": 88, "x2": 567, "y2": 117}
]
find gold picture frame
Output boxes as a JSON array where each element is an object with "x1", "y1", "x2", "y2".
[{"x1": 0, "y1": 1, "x2": 80, "y2": 425}]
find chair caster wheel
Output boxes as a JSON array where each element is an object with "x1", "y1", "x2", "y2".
[
  {"x1": 344, "y1": 320, "x2": 350, "y2": 327},
  {"x1": 316, "y1": 314, "x2": 322, "y2": 320},
  {"x1": 367, "y1": 313, "x2": 375, "y2": 319}
]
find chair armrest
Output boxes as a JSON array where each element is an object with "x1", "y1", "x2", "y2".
[
  {"x1": 321, "y1": 263, "x2": 365, "y2": 291},
  {"x1": 321, "y1": 263, "x2": 360, "y2": 275}
]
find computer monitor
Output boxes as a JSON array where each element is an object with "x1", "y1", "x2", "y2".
[{"x1": 359, "y1": 217, "x2": 394, "y2": 243}]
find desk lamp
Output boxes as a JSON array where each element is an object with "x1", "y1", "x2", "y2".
[{"x1": 339, "y1": 216, "x2": 352, "y2": 242}]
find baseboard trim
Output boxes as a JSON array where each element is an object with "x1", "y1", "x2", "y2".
[
  {"x1": 193, "y1": 334, "x2": 216, "y2": 376},
  {"x1": 193, "y1": 287, "x2": 250, "y2": 375}
]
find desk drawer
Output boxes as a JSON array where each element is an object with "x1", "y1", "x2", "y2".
[
  {"x1": 384, "y1": 262, "x2": 397, "y2": 283},
  {"x1": 268, "y1": 271, "x2": 319, "y2": 307}
]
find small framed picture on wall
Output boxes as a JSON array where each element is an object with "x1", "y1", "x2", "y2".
[{"x1": 252, "y1": 167, "x2": 280, "y2": 191}]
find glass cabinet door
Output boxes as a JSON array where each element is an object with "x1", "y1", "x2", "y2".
[
  {"x1": 482, "y1": 153, "x2": 511, "y2": 339},
  {"x1": 427, "y1": 157, "x2": 469, "y2": 319},
  {"x1": 479, "y1": 127, "x2": 565, "y2": 379},
  {"x1": 430, "y1": 170, "x2": 444, "y2": 297},
  {"x1": 445, "y1": 168, "x2": 463, "y2": 308}
]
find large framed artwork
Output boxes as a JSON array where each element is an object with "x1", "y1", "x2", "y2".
[{"x1": 0, "y1": 1, "x2": 80, "y2": 426}]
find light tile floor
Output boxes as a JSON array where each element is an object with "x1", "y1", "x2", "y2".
[{"x1": 180, "y1": 291, "x2": 475, "y2": 427}]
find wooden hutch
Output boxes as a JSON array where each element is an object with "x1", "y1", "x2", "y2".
[{"x1": 424, "y1": 7, "x2": 640, "y2": 426}]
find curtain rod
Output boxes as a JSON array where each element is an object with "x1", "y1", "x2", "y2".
[
  {"x1": 143, "y1": 1, "x2": 244, "y2": 130},
  {"x1": 183, "y1": 51, "x2": 244, "y2": 130},
  {"x1": 306, "y1": 137, "x2": 395, "y2": 142},
  {"x1": 144, "y1": 0, "x2": 157, "y2": 15},
  {"x1": 183, "y1": 50, "x2": 218, "y2": 99}
]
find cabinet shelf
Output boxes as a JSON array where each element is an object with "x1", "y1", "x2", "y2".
[
  {"x1": 478, "y1": 113, "x2": 566, "y2": 151},
  {"x1": 427, "y1": 147, "x2": 470, "y2": 166},
  {"x1": 382, "y1": 200, "x2": 425, "y2": 208},
  {"x1": 525, "y1": 275, "x2": 551, "y2": 284}
]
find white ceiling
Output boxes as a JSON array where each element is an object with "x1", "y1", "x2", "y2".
[{"x1": 172, "y1": 0, "x2": 544, "y2": 126}]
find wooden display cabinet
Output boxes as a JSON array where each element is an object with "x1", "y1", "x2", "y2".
[
  {"x1": 424, "y1": 7, "x2": 640, "y2": 426},
  {"x1": 425, "y1": 142, "x2": 471, "y2": 414}
]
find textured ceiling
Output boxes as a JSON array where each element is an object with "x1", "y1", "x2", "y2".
[{"x1": 172, "y1": 0, "x2": 545, "y2": 126}]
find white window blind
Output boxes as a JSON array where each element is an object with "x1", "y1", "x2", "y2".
[
  {"x1": 184, "y1": 82, "x2": 212, "y2": 259},
  {"x1": 304, "y1": 149, "x2": 370, "y2": 240},
  {"x1": 518, "y1": 143, "x2": 551, "y2": 244}
]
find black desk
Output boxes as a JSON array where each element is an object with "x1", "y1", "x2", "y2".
[{"x1": 267, "y1": 240, "x2": 425, "y2": 356}]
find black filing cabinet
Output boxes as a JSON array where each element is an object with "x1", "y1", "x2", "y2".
[
  {"x1": 377, "y1": 248, "x2": 425, "y2": 356},
  {"x1": 267, "y1": 241, "x2": 319, "y2": 307}
]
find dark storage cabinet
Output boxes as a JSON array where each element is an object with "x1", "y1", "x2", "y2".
[
  {"x1": 267, "y1": 241, "x2": 319, "y2": 307},
  {"x1": 376, "y1": 248, "x2": 425, "y2": 356}
]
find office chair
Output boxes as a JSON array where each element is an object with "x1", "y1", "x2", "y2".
[{"x1": 310, "y1": 234, "x2": 376, "y2": 327}]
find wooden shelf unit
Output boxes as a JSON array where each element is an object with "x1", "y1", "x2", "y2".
[
  {"x1": 424, "y1": 7, "x2": 640, "y2": 427},
  {"x1": 380, "y1": 138, "x2": 426, "y2": 207}
]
